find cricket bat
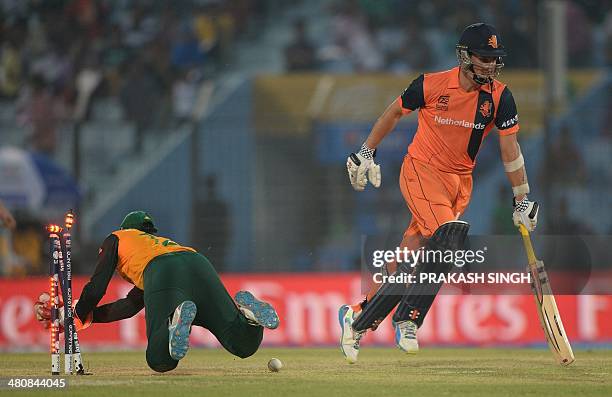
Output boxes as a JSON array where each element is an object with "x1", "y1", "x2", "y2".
[{"x1": 518, "y1": 224, "x2": 575, "y2": 366}]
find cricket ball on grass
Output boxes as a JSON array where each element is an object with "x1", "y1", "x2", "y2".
[{"x1": 267, "y1": 358, "x2": 283, "y2": 372}]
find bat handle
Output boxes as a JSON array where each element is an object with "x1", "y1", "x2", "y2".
[{"x1": 517, "y1": 224, "x2": 538, "y2": 266}]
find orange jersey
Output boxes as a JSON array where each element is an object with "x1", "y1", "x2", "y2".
[
  {"x1": 398, "y1": 67, "x2": 520, "y2": 174},
  {"x1": 112, "y1": 229, "x2": 196, "y2": 289}
]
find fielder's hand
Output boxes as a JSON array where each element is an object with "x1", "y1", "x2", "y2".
[
  {"x1": 34, "y1": 292, "x2": 91, "y2": 331},
  {"x1": 513, "y1": 196, "x2": 539, "y2": 231},
  {"x1": 34, "y1": 292, "x2": 64, "y2": 332},
  {"x1": 347, "y1": 145, "x2": 381, "y2": 191}
]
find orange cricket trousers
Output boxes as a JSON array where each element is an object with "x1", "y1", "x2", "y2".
[
  {"x1": 361, "y1": 154, "x2": 473, "y2": 304},
  {"x1": 399, "y1": 154, "x2": 473, "y2": 239}
]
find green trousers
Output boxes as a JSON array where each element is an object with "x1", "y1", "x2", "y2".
[{"x1": 143, "y1": 251, "x2": 263, "y2": 372}]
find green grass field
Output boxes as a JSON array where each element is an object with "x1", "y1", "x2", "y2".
[{"x1": 1, "y1": 348, "x2": 611, "y2": 397}]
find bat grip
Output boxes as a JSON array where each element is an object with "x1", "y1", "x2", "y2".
[{"x1": 517, "y1": 224, "x2": 537, "y2": 266}]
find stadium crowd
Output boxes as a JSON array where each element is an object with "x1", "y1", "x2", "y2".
[
  {"x1": 1, "y1": 0, "x2": 610, "y2": 275},
  {"x1": 285, "y1": 0, "x2": 611, "y2": 73},
  {"x1": 0, "y1": 0, "x2": 269, "y2": 156}
]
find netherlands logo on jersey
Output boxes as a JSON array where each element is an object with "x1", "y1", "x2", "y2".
[{"x1": 479, "y1": 100, "x2": 492, "y2": 118}]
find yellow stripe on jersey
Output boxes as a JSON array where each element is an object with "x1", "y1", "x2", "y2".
[{"x1": 112, "y1": 229, "x2": 196, "y2": 289}]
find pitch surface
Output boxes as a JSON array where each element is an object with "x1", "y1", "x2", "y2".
[{"x1": 0, "y1": 348, "x2": 610, "y2": 397}]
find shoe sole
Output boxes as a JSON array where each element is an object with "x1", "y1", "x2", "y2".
[
  {"x1": 235, "y1": 291, "x2": 279, "y2": 329},
  {"x1": 168, "y1": 301, "x2": 197, "y2": 361}
]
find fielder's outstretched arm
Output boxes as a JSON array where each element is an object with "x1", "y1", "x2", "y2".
[
  {"x1": 74, "y1": 234, "x2": 119, "y2": 324},
  {"x1": 74, "y1": 234, "x2": 146, "y2": 326},
  {"x1": 91, "y1": 286, "x2": 144, "y2": 323}
]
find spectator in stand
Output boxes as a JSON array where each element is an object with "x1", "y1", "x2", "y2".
[
  {"x1": 120, "y1": 3, "x2": 158, "y2": 49},
  {"x1": 387, "y1": 22, "x2": 433, "y2": 73},
  {"x1": 329, "y1": 0, "x2": 384, "y2": 72},
  {"x1": 606, "y1": 11, "x2": 612, "y2": 69},
  {"x1": 0, "y1": 21, "x2": 24, "y2": 98},
  {"x1": 285, "y1": 19, "x2": 317, "y2": 72},
  {"x1": 101, "y1": 24, "x2": 131, "y2": 96},
  {"x1": 65, "y1": 0, "x2": 107, "y2": 42},
  {"x1": 549, "y1": 197, "x2": 593, "y2": 235},
  {"x1": 143, "y1": 39, "x2": 174, "y2": 128},
  {"x1": 119, "y1": 59, "x2": 162, "y2": 153},
  {"x1": 0, "y1": 200, "x2": 18, "y2": 277},
  {"x1": 192, "y1": 175, "x2": 231, "y2": 272},
  {"x1": 171, "y1": 23, "x2": 207, "y2": 70},
  {"x1": 16, "y1": 74, "x2": 67, "y2": 157},
  {"x1": 542, "y1": 125, "x2": 588, "y2": 186},
  {"x1": 193, "y1": 5, "x2": 218, "y2": 55},
  {"x1": 209, "y1": 2, "x2": 237, "y2": 65},
  {"x1": 0, "y1": 200, "x2": 16, "y2": 230},
  {"x1": 566, "y1": 1, "x2": 594, "y2": 68},
  {"x1": 172, "y1": 68, "x2": 201, "y2": 125}
]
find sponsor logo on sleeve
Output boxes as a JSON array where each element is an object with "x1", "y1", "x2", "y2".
[{"x1": 500, "y1": 114, "x2": 518, "y2": 129}]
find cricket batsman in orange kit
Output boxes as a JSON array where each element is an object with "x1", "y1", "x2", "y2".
[{"x1": 338, "y1": 23, "x2": 539, "y2": 363}]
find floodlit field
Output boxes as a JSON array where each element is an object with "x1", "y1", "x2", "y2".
[{"x1": 1, "y1": 348, "x2": 611, "y2": 397}]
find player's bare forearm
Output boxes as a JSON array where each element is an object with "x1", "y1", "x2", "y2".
[
  {"x1": 364, "y1": 100, "x2": 404, "y2": 149},
  {"x1": 506, "y1": 167, "x2": 527, "y2": 200},
  {"x1": 499, "y1": 134, "x2": 528, "y2": 200}
]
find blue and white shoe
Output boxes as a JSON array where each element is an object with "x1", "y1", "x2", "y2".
[
  {"x1": 168, "y1": 301, "x2": 197, "y2": 361},
  {"x1": 338, "y1": 305, "x2": 363, "y2": 364},
  {"x1": 235, "y1": 291, "x2": 279, "y2": 329},
  {"x1": 393, "y1": 320, "x2": 419, "y2": 354}
]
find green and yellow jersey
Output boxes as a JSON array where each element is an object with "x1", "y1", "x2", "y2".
[
  {"x1": 74, "y1": 230, "x2": 196, "y2": 326},
  {"x1": 114, "y1": 229, "x2": 195, "y2": 289}
]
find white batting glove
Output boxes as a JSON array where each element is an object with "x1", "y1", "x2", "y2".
[
  {"x1": 347, "y1": 144, "x2": 381, "y2": 191},
  {"x1": 513, "y1": 196, "x2": 539, "y2": 231}
]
